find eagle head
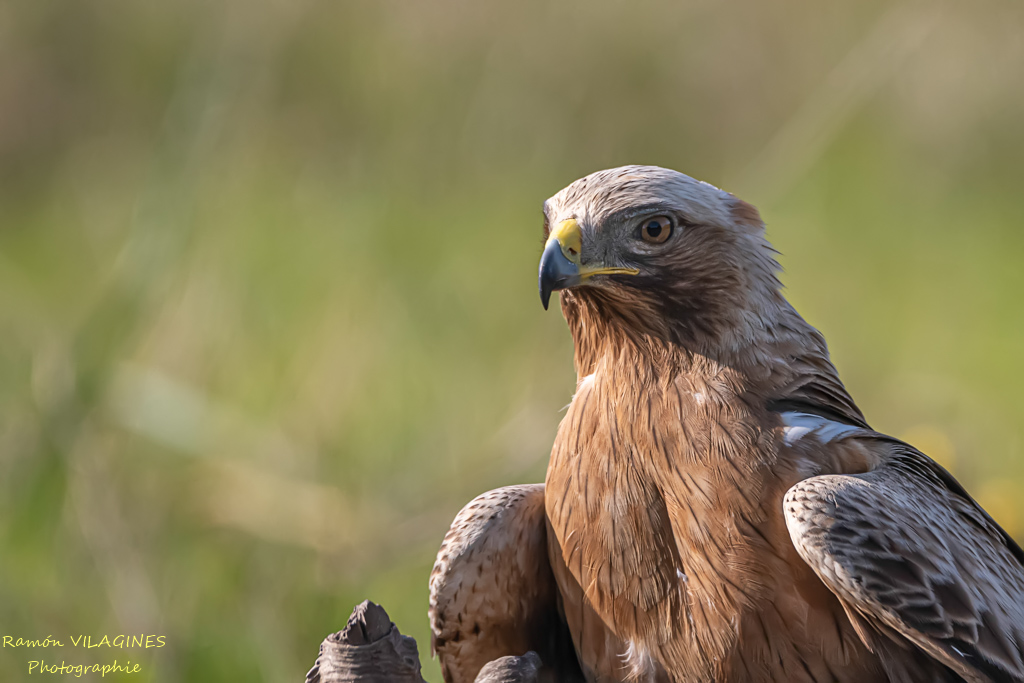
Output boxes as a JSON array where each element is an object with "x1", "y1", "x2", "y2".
[{"x1": 539, "y1": 165, "x2": 782, "y2": 349}]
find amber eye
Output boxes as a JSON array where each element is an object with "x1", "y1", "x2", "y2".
[{"x1": 639, "y1": 215, "x2": 672, "y2": 244}]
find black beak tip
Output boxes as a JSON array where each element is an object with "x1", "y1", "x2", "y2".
[{"x1": 538, "y1": 239, "x2": 577, "y2": 311}]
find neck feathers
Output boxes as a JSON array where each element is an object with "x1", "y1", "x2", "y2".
[{"x1": 559, "y1": 287, "x2": 866, "y2": 429}]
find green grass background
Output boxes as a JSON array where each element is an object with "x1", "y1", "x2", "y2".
[{"x1": 1, "y1": 0, "x2": 1023, "y2": 680}]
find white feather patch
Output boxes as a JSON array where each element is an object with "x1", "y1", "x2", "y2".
[
  {"x1": 622, "y1": 641, "x2": 656, "y2": 682},
  {"x1": 781, "y1": 411, "x2": 861, "y2": 446}
]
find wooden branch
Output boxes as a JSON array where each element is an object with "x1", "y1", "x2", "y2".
[
  {"x1": 305, "y1": 601, "x2": 546, "y2": 683},
  {"x1": 306, "y1": 601, "x2": 426, "y2": 683}
]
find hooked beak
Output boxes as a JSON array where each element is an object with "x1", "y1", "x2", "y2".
[{"x1": 538, "y1": 219, "x2": 638, "y2": 309}]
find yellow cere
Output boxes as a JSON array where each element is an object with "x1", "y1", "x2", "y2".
[
  {"x1": 547, "y1": 218, "x2": 640, "y2": 280},
  {"x1": 548, "y1": 218, "x2": 583, "y2": 264}
]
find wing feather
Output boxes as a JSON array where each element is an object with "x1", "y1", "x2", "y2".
[
  {"x1": 785, "y1": 439, "x2": 1024, "y2": 682},
  {"x1": 428, "y1": 484, "x2": 582, "y2": 683}
]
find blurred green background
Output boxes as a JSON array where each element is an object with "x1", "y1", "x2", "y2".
[{"x1": 1, "y1": 0, "x2": 1023, "y2": 680}]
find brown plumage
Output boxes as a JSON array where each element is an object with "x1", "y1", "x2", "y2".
[
  {"x1": 429, "y1": 165, "x2": 1024, "y2": 683},
  {"x1": 429, "y1": 485, "x2": 583, "y2": 683},
  {"x1": 429, "y1": 483, "x2": 667, "y2": 683}
]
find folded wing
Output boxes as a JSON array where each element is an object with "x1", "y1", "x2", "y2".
[
  {"x1": 785, "y1": 431, "x2": 1024, "y2": 683},
  {"x1": 429, "y1": 484, "x2": 582, "y2": 683}
]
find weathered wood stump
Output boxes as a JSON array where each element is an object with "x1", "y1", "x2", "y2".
[
  {"x1": 306, "y1": 601, "x2": 426, "y2": 683},
  {"x1": 306, "y1": 601, "x2": 545, "y2": 683}
]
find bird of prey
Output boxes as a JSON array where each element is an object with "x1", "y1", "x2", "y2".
[{"x1": 429, "y1": 166, "x2": 1024, "y2": 683}]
